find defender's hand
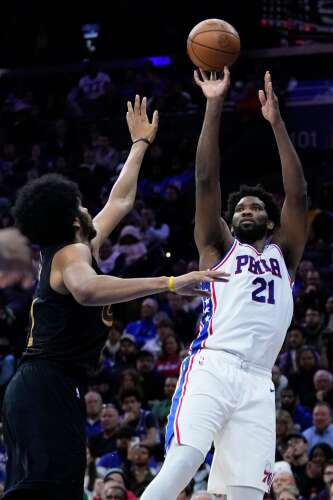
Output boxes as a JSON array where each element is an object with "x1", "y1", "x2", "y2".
[
  {"x1": 173, "y1": 270, "x2": 230, "y2": 297},
  {"x1": 194, "y1": 67, "x2": 230, "y2": 100},
  {"x1": 258, "y1": 71, "x2": 282, "y2": 127},
  {"x1": 126, "y1": 95, "x2": 159, "y2": 144}
]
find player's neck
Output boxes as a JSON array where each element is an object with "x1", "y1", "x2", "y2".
[
  {"x1": 238, "y1": 237, "x2": 267, "y2": 253},
  {"x1": 74, "y1": 230, "x2": 91, "y2": 247}
]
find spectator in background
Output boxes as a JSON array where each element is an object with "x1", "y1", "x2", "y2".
[
  {"x1": 166, "y1": 293, "x2": 196, "y2": 345},
  {"x1": 310, "y1": 443, "x2": 333, "y2": 468},
  {"x1": 302, "y1": 270, "x2": 328, "y2": 311},
  {"x1": 156, "y1": 334, "x2": 182, "y2": 378},
  {"x1": 125, "y1": 298, "x2": 158, "y2": 348},
  {"x1": 325, "y1": 297, "x2": 333, "y2": 332},
  {"x1": 318, "y1": 460, "x2": 333, "y2": 499},
  {"x1": 103, "y1": 468, "x2": 137, "y2": 500},
  {"x1": 139, "y1": 207, "x2": 170, "y2": 248},
  {"x1": 102, "y1": 481, "x2": 127, "y2": 500},
  {"x1": 314, "y1": 370, "x2": 333, "y2": 405},
  {"x1": 289, "y1": 346, "x2": 319, "y2": 408},
  {"x1": 95, "y1": 426, "x2": 136, "y2": 473},
  {"x1": 95, "y1": 135, "x2": 119, "y2": 173},
  {"x1": 85, "y1": 446, "x2": 98, "y2": 496},
  {"x1": 285, "y1": 434, "x2": 308, "y2": 495},
  {"x1": 279, "y1": 328, "x2": 305, "y2": 376},
  {"x1": 272, "y1": 462, "x2": 298, "y2": 499},
  {"x1": 280, "y1": 387, "x2": 312, "y2": 432},
  {"x1": 85, "y1": 391, "x2": 103, "y2": 439},
  {"x1": 116, "y1": 334, "x2": 138, "y2": 370},
  {"x1": 276, "y1": 410, "x2": 296, "y2": 460},
  {"x1": 142, "y1": 319, "x2": 176, "y2": 357},
  {"x1": 120, "y1": 389, "x2": 158, "y2": 447},
  {"x1": 78, "y1": 61, "x2": 110, "y2": 100},
  {"x1": 99, "y1": 239, "x2": 114, "y2": 274},
  {"x1": 117, "y1": 369, "x2": 144, "y2": 403},
  {"x1": 303, "y1": 403, "x2": 333, "y2": 451},
  {"x1": 103, "y1": 321, "x2": 123, "y2": 365},
  {"x1": 135, "y1": 350, "x2": 165, "y2": 403},
  {"x1": 152, "y1": 376, "x2": 178, "y2": 432},
  {"x1": 276, "y1": 485, "x2": 300, "y2": 500},
  {"x1": 89, "y1": 404, "x2": 121, "y2": 458},
  {"x1": 125, "y1": 444, "x2": 156, "y2": 497},
  {"x1": 303, "y1": 308, "x2": 324, "y2": 348},
  {"x1": 111, "y1": 225, "x2": 147, "y2": 276}
]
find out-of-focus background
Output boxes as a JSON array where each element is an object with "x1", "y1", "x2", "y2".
[{"x1": 0, "y1": 2, "x2": 332, "y2": 499}]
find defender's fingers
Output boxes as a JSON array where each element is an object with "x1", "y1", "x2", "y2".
[
  {"x1": 141, "y1": 96, "x2": 147, "y2": 117},
  {"x1": 134, "y1": 94, "x2": 140, "y2": 114},
  {"x1": 258, "y1": 89, "x2": 267, "y2": 106},
  {"x1": 152, "y1": 110, "x2": 159, "y2": 127}
]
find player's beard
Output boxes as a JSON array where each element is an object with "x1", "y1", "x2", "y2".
[
  {"x1": 233, "y1": 220, "x2": 267, "y2": 244},
  {"x1": 77, "y1": 211, "x2": 97, "y2": 241}
]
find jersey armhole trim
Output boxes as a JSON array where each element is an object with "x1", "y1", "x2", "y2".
[
  {"x1": 210, "y1": 239, "x2": 238, "y2": 271},
  {"x1": 270, "y1": 243, "x2": 294, "y2": 287}
]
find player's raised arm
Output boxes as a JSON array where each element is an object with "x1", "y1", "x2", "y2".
[
  {"x1": 92, "y1": 95, "x2": 158, "y2": 255},
  {"x1": 193, "y1": 68, "x2": 234, "y2": 269},
  {"x1": 56, "y1": 244, "x2": 230, "y2": 306},
  {"x1": 259, "y1": 71, "x2": 308, "y2": 276}
]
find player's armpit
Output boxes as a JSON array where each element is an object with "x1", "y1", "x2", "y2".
[{"x1": 194, "y1": 212, "x2": 233, "y2": 270}]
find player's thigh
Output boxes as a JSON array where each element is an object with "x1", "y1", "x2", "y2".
[
  {"x1": 172, "y1": 366, "x2": 234, "y2": 456},
  {"x1": 3, "y1": 361, "x2": 86, "y2": 478},
  {"x1": 208, "y1": 378, "x2": 275, "y2": 493}
]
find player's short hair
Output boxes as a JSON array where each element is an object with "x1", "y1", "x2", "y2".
[
  {"x1": 226, "y1": 184, "x2": 281, "y2": 230},
  {"x1": 13, "y1": 174, "x2": 81, "y2": 246}
]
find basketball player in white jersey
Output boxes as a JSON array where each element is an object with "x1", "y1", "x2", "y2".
[{"x1": 141, "y1": 70, "x2": 307, "y2": 500}]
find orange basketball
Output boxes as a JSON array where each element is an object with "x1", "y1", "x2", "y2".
[{"x1": 187, "y1": 18, "x2": 241, "y2": 71}]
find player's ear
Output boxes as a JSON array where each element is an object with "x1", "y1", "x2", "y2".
[
  {"x1": 230, "y1": 226, "x2": 234, "y2": 235},
  {"x1": 267, "y1": 220, "x2": 274, "y2": 231}
]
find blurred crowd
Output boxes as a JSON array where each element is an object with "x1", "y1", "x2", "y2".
[{"x1": 0, "y1": 60, "x2": 332, "y2": 500}]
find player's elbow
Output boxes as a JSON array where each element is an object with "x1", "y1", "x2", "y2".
[{"x1": 70, "y1": 283, "x2": 95, "y2": 306}]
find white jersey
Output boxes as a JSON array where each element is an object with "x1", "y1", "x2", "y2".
[{"x1": 191, "y1": 239, "x2": 293, "y2": 370}]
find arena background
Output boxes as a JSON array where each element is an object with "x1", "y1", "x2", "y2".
[{"x1": 0, "y1": 1, "x2": 332, "y2": 499}]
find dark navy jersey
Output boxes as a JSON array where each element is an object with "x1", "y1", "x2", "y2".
[{"x1": 22, "y1": 243, "x2": 111, "y2": 379}]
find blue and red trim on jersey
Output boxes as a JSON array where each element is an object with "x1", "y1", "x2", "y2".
[
  {"x1": 189, "y1": 240, "x2": 238, "y2": 354},
  {"x1": 165, "y1": 352, "x2": 197, "y2": 450}
]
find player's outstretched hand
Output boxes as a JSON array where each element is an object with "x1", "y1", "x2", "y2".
[
  {"x1": 194, "y1": 66, "x2": 230, "y2": 100},
  {"x1": 173, "y1": 270, "x2": 230, "y2": 297},
  {"x1": 126, "y1": 95, "x2": 159, "y2": 144},
  {"x1": 258, "y1": 71, "x2": 282, "y2": 127}
]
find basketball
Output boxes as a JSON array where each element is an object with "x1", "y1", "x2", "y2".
[{"x1": 187, "y1": 18, "x2": 241, "y2": 71}]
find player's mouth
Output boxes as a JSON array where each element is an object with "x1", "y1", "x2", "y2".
[{"x1": 240, "y1": 219, "x2": 254, "y2": 224}]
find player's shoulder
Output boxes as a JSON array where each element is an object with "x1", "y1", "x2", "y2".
[{"x1": 54, "y1": 243, "x2": 92, "y2": 267}]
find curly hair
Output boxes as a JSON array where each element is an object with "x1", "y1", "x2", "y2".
[
  {"x1": 13, "y1": 173, "x2": 82, "y2": 246},
  {"x1": 226, "y1": 184, "x2": 281, "y2": 230}
]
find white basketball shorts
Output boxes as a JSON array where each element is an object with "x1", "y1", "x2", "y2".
[{"x1": 165, "y1": 349, "x2": 275, "y2": 494}]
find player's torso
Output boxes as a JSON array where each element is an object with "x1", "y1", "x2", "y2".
[
  {"x1": 23, "y1": 244, "x2": 109, "y2": 377},
  {"x1": 191, "y1": 239, "x2": 294, "y2": 369}
]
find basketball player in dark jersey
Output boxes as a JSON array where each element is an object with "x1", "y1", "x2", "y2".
[{"x1": 2, "y1": 96, "x2": 228, "y2": 500}]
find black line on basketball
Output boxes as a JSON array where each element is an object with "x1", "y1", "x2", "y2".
[
  {"x1": 191, "y1": 45, "x2": 226, "y2": 71},
  {"x1": 190, "y1": 39, "x2": 238, "y2": 56}
]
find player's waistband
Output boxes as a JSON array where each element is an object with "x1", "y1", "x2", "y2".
[{"x1": 208, "y1": 349, "x2": 271, "y2": 377}]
